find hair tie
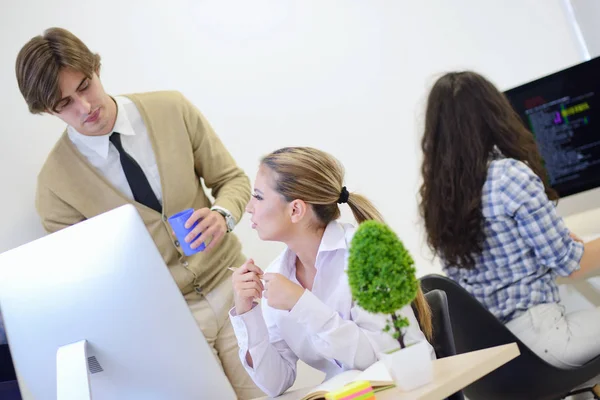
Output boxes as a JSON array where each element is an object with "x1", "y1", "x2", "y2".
[{"x1": 337, "y1": 186, "x2": 349, "y2": 204}]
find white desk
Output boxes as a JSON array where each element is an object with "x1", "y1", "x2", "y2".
[{"x1": 259, "y1": 343, "x2": 520, "y2": 400}]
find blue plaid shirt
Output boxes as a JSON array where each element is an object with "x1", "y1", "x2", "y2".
[{"x1": 443, "y1": 158, "x2": 584, "y2": 323}]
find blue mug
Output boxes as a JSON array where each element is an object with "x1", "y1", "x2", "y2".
[{"x1": 168, "y1": 209, "x2": 206, "y2": 256}]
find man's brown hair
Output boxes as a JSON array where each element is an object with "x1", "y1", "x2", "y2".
[{"x1": 15, "y1": 27, "x2": 101, "y2": 114}]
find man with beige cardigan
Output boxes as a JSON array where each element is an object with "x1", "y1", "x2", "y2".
[{"x1": 15, "y1": 27, "x2": 263, "y2": 399}]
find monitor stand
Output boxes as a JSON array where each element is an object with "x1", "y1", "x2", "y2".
[{"x1": 56, "y1": 340, "x2": 92, "y2": 400}]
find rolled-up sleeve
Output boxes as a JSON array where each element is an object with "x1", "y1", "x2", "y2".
[{"x1": 501, "y1": 160, "x2": 584, "y2": 276}]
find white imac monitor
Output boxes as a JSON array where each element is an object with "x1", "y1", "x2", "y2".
[{"x1": 0, "y1": 205, "x2": 236, "y2": 400}]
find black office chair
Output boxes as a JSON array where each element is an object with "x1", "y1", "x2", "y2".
[
  {"x1": 421, "y1": 274, "x2": 600, "y2": 400},
  {"x1": 412, "y1": 289, "x2": 464, "y2": 400},
  {"x1": 0, "y1": 344, "x2": 16, "y2": 382},
  {"x1": 0, "y1": 344, "x2": 21, "y2": 400}
]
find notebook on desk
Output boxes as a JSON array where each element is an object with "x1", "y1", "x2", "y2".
[{"x1": 275, "y1": 361, "x2": 394, "y2": 400}]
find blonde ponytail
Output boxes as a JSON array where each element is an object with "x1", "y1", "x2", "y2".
[
  {"x1": 413, "y1": 285, "x2": 433, "y2": 341},
  {"x1": 346, "y1": 193, "x2": 385, "y2": 224}
]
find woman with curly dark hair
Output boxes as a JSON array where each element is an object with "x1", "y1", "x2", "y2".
[{"x1": 419, "y1": 70, "x2": 600, "y2": 369}]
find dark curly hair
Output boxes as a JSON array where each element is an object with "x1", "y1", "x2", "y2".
[{"x1": 419, "y1": 71, "x2": 557, "y2": 269}]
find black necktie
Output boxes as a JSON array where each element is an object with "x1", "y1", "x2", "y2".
[{"x1": 109, "y1": 132, "x2": 162, "y2": 213}]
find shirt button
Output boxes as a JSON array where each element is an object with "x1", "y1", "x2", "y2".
[
  {"x1": 182, "y1": 261, "x2": 189, "y2": 267},
  {"x1": 162, "y1": 215, "x2": 167, "y2": 222},
  {"x1": 174, "y1": 240, "x2": 180, "y2": 247},
  {"x1": 195, "y1": 286, "x2": 202, "y2": 294}
]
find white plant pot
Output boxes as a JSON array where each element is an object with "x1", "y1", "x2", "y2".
[{"x1": 378, "y1": 340, "x2": 433, "y2": 391}]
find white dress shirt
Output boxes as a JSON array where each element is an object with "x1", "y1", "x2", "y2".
[
  {"x1": 67, "y1": 96, "x2": 163, "y2": 204},
  {"x1": 229, "y1": 221, "x2": 434, "y2": 397}
]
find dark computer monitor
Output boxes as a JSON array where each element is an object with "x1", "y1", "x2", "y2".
[{"x1": 504, "y1": 57, "x2": 600, "y2": 203}]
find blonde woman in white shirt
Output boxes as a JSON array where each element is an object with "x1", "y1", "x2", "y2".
[{"x1": 229, "y1": 147, "x2": 434, "y2": 397}]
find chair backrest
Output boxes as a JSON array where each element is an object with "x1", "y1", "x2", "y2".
[
  {"x1": 0, "y1": 344, "x2": 20, "y2": 399},
  {"x1": 420, "y1": 274, "x2": 600, "y2": 400},
  {"x1": 0, "y1": 345, "x2": 16, "y2": 383},
  {"x1": 0, "y1": 380, "x2": 21, "y2": 400},
  {"x1": 413, "y1": 289, "x2": 464, "y2": 400}
]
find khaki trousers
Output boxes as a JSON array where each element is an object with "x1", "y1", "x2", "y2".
[{"x1": 184, "y1": 267, "x2": 264, "y2": 400}]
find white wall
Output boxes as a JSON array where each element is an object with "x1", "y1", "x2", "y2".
[
  {"x1": 570, "y1": 0, "x2": 600, "y2": 57},
  {"x1": 0, "y1": 0, "x2": 585, "y2": 277}
]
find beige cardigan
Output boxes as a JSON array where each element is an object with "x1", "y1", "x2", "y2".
[{"x1": 36, "y1": 91, "x2": 250, "y2": 294}]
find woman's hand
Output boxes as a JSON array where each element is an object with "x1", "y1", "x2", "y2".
[
  {"x1": 232, "y1": 259, "x2": 264, "y2": 315},
  {"x1": 263, "y1": 273, "x2": 305, "y2": 311}
]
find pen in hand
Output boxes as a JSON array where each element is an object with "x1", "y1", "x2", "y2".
[
  {"x1": 228, "y1": 266, "x2": 264, "y2": 278},
  {"x1": 229, "y1": 266, "x2": 264, "y2": 304}
]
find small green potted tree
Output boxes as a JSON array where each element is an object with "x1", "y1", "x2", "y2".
[{"x1": 348, "y1": 220, "x2": 433, "y2": 391}]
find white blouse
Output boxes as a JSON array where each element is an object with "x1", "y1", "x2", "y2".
[{"x1": 229, "y1": 220, "x2": 434, "y2": 397}]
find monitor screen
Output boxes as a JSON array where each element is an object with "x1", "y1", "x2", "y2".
[{"x1": 504, "y1": 56, "x2": 600, "y2": 198}]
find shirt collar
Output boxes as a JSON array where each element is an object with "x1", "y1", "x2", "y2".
[
  {"x1": 281, "y1": 220, "x2": 349, "y2": 276},
  {"x1": 318, "y1": 220, "x2": 349, "y2": 253},
  {"x1": 67, "y1": 96, "x2": 135, "y2": 159}
]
